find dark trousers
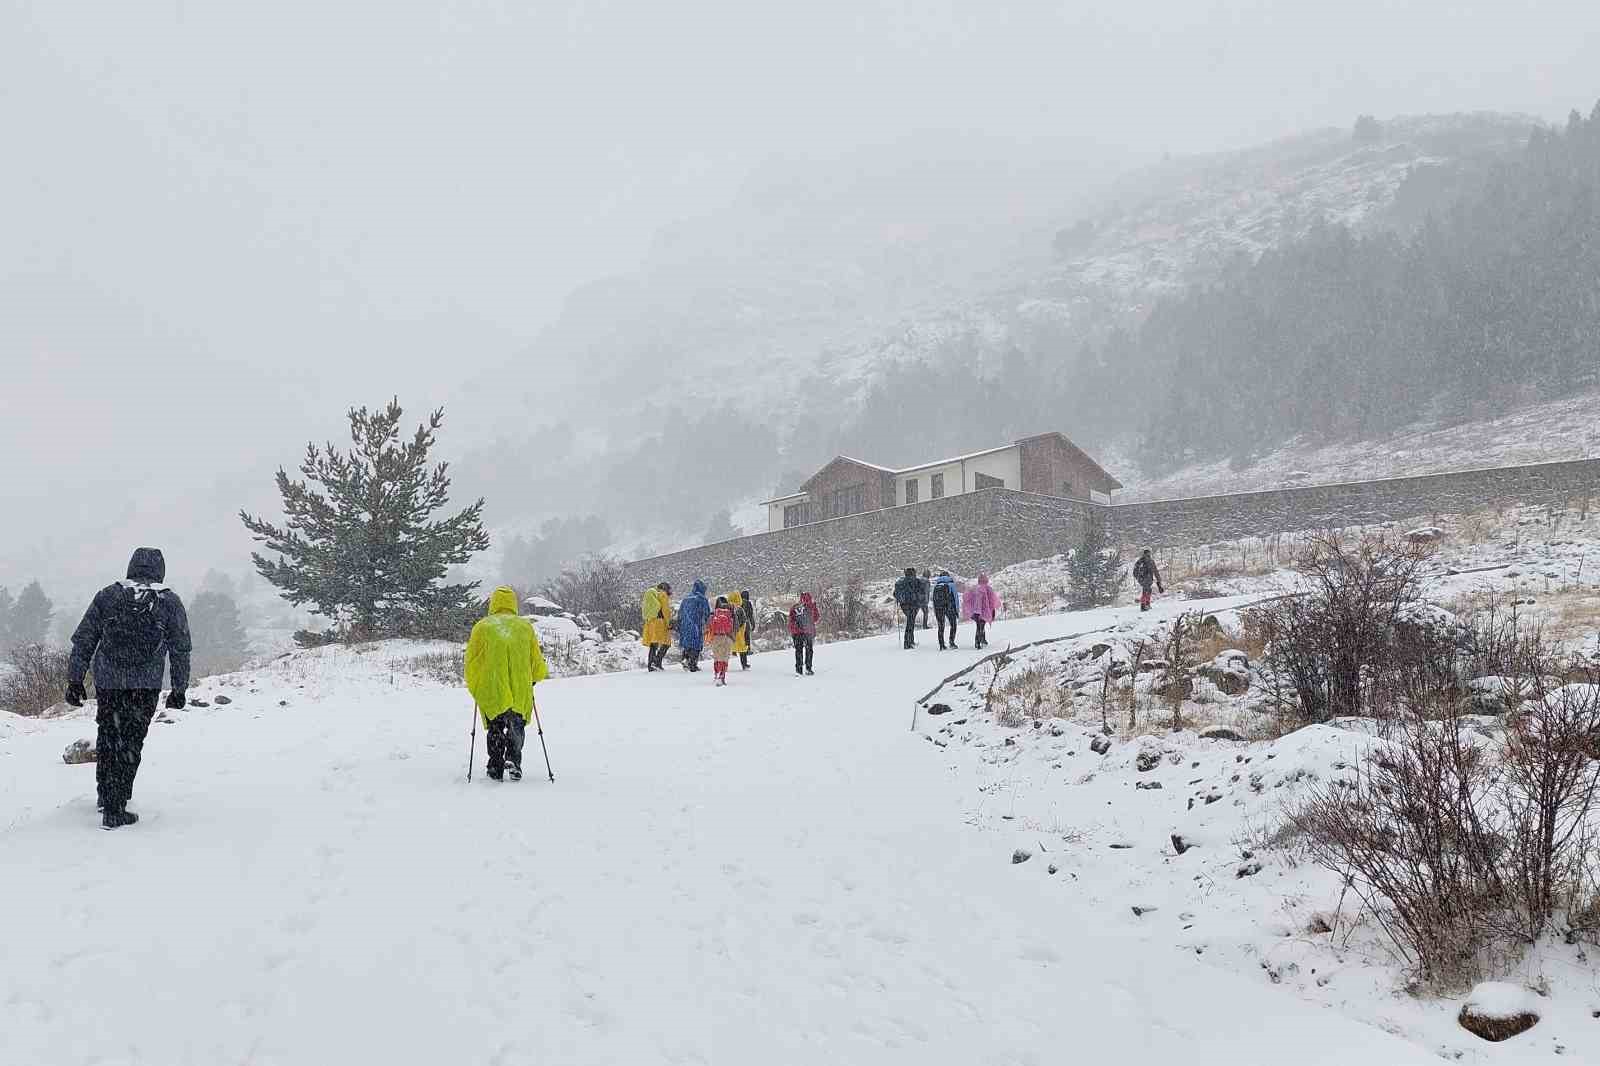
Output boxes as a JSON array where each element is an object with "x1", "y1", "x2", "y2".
[
  {"x1": 902, "y1": 608, "x2": 919, "y2": 648},
  {"x1": 1138, "y1": 583, "x2": 1154, "y2": 610},
  {"x1": 96, "y1": 688, "x2": 159, "y2": 813},
  {"x1": 486, "y1": 711, "x2": 526, "y2": 774},
  {"x1": 920, "y1": 604, "x2": 930, "y2": 629},
  {"x1": 935, "y1": 608, "x2": 958, "y2": 647},
  {"x1": 974, "y1": 618, "x2": 988, "y2": 648},
  {"x1": 792, "y1": 634, "x2": 814, "y2": 672},
  {"x1": 647, "y1": 643, "x2": 670, "y2": 670},
  {"x1": 739, "y1": 652, "x2": 750, "y2": 669},
  {"x1": 683, "y1": 647, "x2": 701, "y2": 671}
]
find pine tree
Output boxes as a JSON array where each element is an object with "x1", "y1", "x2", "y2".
[
  {"x1": 1066, "y1": 517, "x2": 1124, "y2": 610},
  {"x1": 240, "y1": 399, "x2": 490, "y2": 644},
  {"x1": 10, "y1": 580, "x2": 54, "y2": 647},
  {"x1": 188, "y1": 590, "x2": 251, "y2": 677}
]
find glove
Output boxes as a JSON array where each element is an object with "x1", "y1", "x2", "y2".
[
  {"x1": 65, "y1": 681, "x2": 87, "y2": 708},
  {"x1": 166, "y1": 690, "x2": 187, "y2": 710}
]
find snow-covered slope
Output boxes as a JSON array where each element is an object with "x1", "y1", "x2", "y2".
[{"x1": 2, "y1": 601, "x2": 1437, "y2": 1064}]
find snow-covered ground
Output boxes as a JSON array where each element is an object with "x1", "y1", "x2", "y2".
[{"x1": 3, "y1": 598, "x2": 1442, "y2": 1065}]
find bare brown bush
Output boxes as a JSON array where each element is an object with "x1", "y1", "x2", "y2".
[
  {"x1": 1290, "y1": 625, "x2": 1600, "y2": 989},
  {"x1": 0, "y1": 644, "x2": 78, "y2": 716}
]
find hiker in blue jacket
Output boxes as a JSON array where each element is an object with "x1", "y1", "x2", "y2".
[{"x1": 675, "y1": 579, "x2": 711, "y2": 672}]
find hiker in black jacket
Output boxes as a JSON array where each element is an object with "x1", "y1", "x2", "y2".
[
  {"x1": 893, "y1": 568, "x2": 925, "y2": 649},
  {"x1": 66, "y1": 548, "x2": 193, "y2": 830},
  {"x1": 1133, "y1": 549, "x2": 1164, "y2": 612}
]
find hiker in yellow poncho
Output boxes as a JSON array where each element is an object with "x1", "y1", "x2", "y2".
[
  {"x1": 641, "y1": 582, "x2": 673, "y2": 672},
  {"x1": 465, "y1": 586, "x2": 549, "y2": 781},
  {"x1": 728, "y1": 590, "x2": 755, "y2": 670}
]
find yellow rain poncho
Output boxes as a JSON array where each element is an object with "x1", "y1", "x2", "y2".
[
  {"x1": 465, "y1": 586, "x2": 549, "y2": 727},
  {"x1": 641, "y1": 586, "x2": 672, "y2": 646},
  {"x1": 728, "y1": 591, "x2": 750, "y2": 655}
]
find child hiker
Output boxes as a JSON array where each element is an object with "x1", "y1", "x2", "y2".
[{"x1": 708, "y1": 596, "x2": 738, "y2": 686}]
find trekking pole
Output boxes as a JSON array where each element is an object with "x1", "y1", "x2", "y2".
[
  {"x1": 467, "y1": 703, "x2": 478, "y2": 783},
  {"x1": 530, "y1": 694, "x2": 555, "y2": 782}
]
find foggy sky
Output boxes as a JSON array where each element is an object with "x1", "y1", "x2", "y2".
[{"x1": 5, "y1": 0, "x2": 1599, "y2": 604}]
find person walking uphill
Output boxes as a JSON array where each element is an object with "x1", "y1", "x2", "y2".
[
  {"x1": 931, "y1": 570, "x2": 961, "y2": 649},
  {"x1": 1133, "y1": 549, "x2": 1164, "y2": 612},
  {"x1": 789, "y1": 592, "x2": 818, "y2": 676},
  {"x1": 893, "y1": 568, "x2": 926, "y2": 649},
  {"x1": 65, "y1": 547, "x2": 192, "y2": 830},
  {"x1": 920, "y1": 569, "x2": 933, "y2": 630},
  {"x1": 734, "y1": 589, "x2": 757, "y2": 670},
  {"x1": 707, "y1": 596, "x2": 738, "y2": 686},
  {"x1": 465, "y1": 586, "x2": 550, "y2": 781},
  {"x1": 641, "y1": 582, "x2": 673, "y2": 672},
  {"x1": 676, "y1": 580, "x2": 711, "y2": 672},
  {"x1": 964, "y1": 573, "x2": 1002, "y2": 649}
]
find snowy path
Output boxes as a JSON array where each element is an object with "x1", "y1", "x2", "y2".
[{"x1": 2, "y1": 600, "x2": 1434, "y2": 1064}]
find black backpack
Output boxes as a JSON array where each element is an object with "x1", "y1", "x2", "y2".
[
  {"x1": 932, "y1": 581, "x2": 954, "y2": 611},
  {"x1": 103, "y1": 583, "x2": 169, "y2": 665}
]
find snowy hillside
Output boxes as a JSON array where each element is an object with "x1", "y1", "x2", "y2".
[
  {"x1": 1110, "y1": 389, "x2": 1600, "y2": 503},
  {"x1": 5, "y1": 599, "x2": 1452, "y2": 1064}
]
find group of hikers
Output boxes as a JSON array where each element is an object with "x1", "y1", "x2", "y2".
[
  {"x1": 59, "y1": 545, "x2": 1172, "y2": 823},
  {"x1": 891, "y1": 568, "x2": 1003, "y2": 650},
  {"x1": 640, "y1": 581, "x2": 817, "y2": 684}
]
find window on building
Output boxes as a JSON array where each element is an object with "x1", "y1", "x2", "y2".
[
  {"x1": 975, "y1": 473, "x2": 1005, "y2": 490},
  {"x1": 832, "y1": 483, "x2": 867, "y2": 517},
  {"x1": 784, "y1": 504, "x2": 806, "y2": 529},
  {"x1": 904, "y1": 478, "x2": 919, "y2": 505},
  {"x1": 930, "y1": 473, "x2": 944, "y2": 499}
]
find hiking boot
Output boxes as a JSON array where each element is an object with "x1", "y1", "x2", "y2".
[
  {"x1": 101, "y1": 809, "x2": 139, "y2": 830},
  {"x1": 508, "y1": 764, "x2": 523, "y2": 782},
  {"x1": 486, "y1": 766, "x2": 504, "y2": 782},
  {"x1": 805, "y1": 668, "x2": 814, "y2": 676}
]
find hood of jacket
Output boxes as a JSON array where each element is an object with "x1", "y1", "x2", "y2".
[
  {"x1": 799, "y1": 592, "x2": 815, "y2": 606},
  {"x1": 126, "y1": 547, "x2": 166, "y2": 583},
  {"x1": 976, "y1": 573, "x2": 990, "y2": 585},
  {"x1": 488, "y1": 586, "x2": 520, "y2": 615},
  {"x1": 728, "y1": 591, "x2": 744, "y2": 607},
  {"x1": 691, "y1": 579, "x2": 707, "y2": 597}
]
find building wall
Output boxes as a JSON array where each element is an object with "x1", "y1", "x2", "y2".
[
  {"x1": 801, "y1": 459, "x2": 891, "y2": 520},
  {"x1": 628, "y1": 458, "x2": 1600, "y2": 600},
  {"x1": 1018, "y1": 436, "x2": 1110, "y2": 499},
  {"x1": 895, "y1": 460, "x2": 967, "y2": 508},
  {"x1": 964, "y1": 447, "x2": 1022, "y2": 492}
]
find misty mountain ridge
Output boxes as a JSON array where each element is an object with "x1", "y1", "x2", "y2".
[{"x1": 463, "y1": 110, "x2": 1555, "y2": 579}]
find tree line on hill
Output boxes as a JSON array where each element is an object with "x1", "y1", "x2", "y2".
[{"x1": 814, "y1": 104, "x2": 1600, "y2": 477}]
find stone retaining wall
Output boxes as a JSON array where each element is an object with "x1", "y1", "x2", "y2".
[
  {"x1": 623, "y1": 458, "x2": 1600, "y2": 595},
  {"x1": 1115, "y1": 457, "x2": 1600, "y2": 548},
  {"x1": 621, "y1": 489, "x2": 1095, "y2": 593}
]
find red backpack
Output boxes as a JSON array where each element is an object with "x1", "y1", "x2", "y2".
[{"x1": 709, "y1": 607, "x2": 735, "y2": 637}]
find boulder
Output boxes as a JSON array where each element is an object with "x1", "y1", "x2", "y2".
[
  {"x1": 61, "y1": 738, "x2": 97, "y2": 765},
  {"x1": 1458, "y1": 983, "x2": 1540, "y2": 1043},
  {"x1": 1404, "y1": 526, "x2": 1445, "y2": 545},
  {"x1": 1135, "y1": 750, "x2": 1161, "y2": 773},
  {"x1": 1011, "y1": 849, "x2": 1032, "y2": 865},
  {"x1": 926, "y1": 703, "x2": 954, "y2": 716},
  {"x1": 1089, "y1": 735, "x2": 1112, "y2": 756},
  {"x1": 1150, "y1": 673, "x2": 1194, "y2": 700},
  {"x1": 1200, "y1": 727, "x2": 1246, "y2": 742}
]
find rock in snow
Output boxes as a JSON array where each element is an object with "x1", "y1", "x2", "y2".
[
  {"x1": 61, "y1": 738, "x2": 96, "y2": 764},
  {"x1": 1458, "y1": 982, "x2": 1540, "y2": 1042}
]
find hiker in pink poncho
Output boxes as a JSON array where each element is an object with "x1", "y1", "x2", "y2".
[{"x1": 964, "y1": 573, "x2": 1002, "y2": 649}]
